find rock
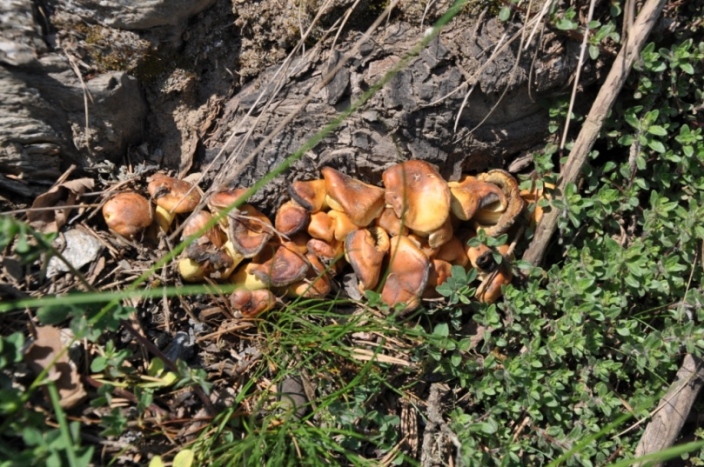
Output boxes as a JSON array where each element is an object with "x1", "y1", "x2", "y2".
[{"x1": 0, "y1": 0, "x2": 147, "y2": 195}]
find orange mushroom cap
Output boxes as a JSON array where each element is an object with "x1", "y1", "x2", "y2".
[
  {"x1": 345, "y1": 226, "x2": 390, "y2": 291},
  {"x1": 321, "y1": 167, "x2": 385, "y2": 227},
  {"x1": 287, "y1": 254, "x2": 332, "y2": 298},
  {"x1": 102, "y1": 191, "x2": 153, "y2": 239},
  {"x1": 448, "y1": 176, "x2": 507, "y2": 221},
  {"x1": 148, "y1": 173, "x2": 201, "y2": 214},
  {"x1": 380, "y1": 235, "x2": 430, "y2": 312},
  {"x1": 375, "y1": 207, "x2": 409, "y2": 237},
  {"x1": 307, "y1": 211, "x2": 335, "y2": 243},
  {"x1": 288, "y1": 179, "x2": 327, "y2": 213},
  {"x1": 230, "y1": 288, "x2": 277, "y2": 318},
  {"x1": 182, "y1": 211, "x2": 225, "y2": 248},
  {"x1": 382, "y1": 160, "x2": 451, "y2": 234},
  {"x1": 328, "y1": 210, "x2": 358, "y2": 242}
]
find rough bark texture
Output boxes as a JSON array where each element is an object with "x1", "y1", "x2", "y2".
[
  {"x1": 207, "y1": 14, "x2": 586, "y2": 212},
  {"x1": 0, "y1": 0, "x2": 590, "y2": 208}
]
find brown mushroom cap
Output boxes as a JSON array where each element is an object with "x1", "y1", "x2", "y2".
[
  {"x1": 375, "y1": 207, "x2": 408, "y2": 237},
  {"x1": 476, "y1": 266, "x2": 512, "y2": 303},
  {"x1": 382, "y1": 160, "x2": 451, "y2": 234},
  {"x1": 208, "y1": 188, "x2": 249, "y2": 227},
  {"x1": 288, "y1": 179, "x2": 327, "y2": 213},
  {"x1": 448, "y1": 176, "x2": 507, "y2": 221},
  {"x1": 306, "y1": 238, "x2": 345, "y2": 275},
  {"x1": 102, "y1": 191, "x2": 153, "y2": 238},
  {"x1": 182, "y1": 211, "x2": 225, "y2": 248},
  {"x1": 466, "y1": 242, "x2": 497, "y2": 273},
  {"x1": 230, "y1": 288, "x2": 277, "y2": 318},
  {"x1": 287, "y1": 254, "x2": 332, "y2": 298},
  {"x1": 249, "y1": 243, "x2": 309, "y2": 287},
  {"x1": 321, "y1": 167, "x2": 385, "y2": 227},
  {"x1": 227, "y1": 204, "x2": 274, "y2": 258},
  {"x1": 473, "y1": 169, "x2": 526, "y2": 236},
  {"x1": 380, "y1": 235, "x2": 430, "y2": 311},
  {"x1": 345, "y1": 226, "x2": 390, "y2": 291},
  {"x1": 275, "y1": 200, "x2": 310, "y2": 236},
  {"x1": 148, "y1": 174, "x2": 201, "y2": 214},
  {"x1": 423, "y1": 258, "x2": 453, "y2": 298},
  {"x1": 435, "y1": 236, "x2": 469, "y2": 267}
]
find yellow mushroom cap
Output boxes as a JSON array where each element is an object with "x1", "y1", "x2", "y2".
[{"x1": 382, "y1": 160, "x2": 451, "y2": 234}]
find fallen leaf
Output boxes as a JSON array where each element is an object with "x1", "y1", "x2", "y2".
[
  {"x1": 24, "y1": 326, "x2": 87, "y2": 409},
  {"x1": 28, "y1": 178, "x2": 94, "y2": 233}
]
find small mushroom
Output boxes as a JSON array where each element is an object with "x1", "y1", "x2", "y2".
[
  {"x1": 208, "y1": 188, "x2": 249, "y2": 227},
  {"x1": 476, "y1": 267, "x2": 512, "y2": 303},
  {"x1": 275, "y1": 200, "x2": 310, "y2": 236},
  {"x1": 182, "y1": 211, "x2": 225, "y2": 248},
  {"x1": 148, "y1": 174, "x2": 201, "y2": 214},
  {"x1": 249, "y1": 243, "x2": 309, "y2": 287},
  {"x1": 521, "y1": 181, "x2": 554, "y2": 226},
  {"x1": 231, "y1": 262, "x2": 269, "y2": 291},
  {"x1": 473, "y1": 170, "x2": 526, "y2": 236},
  {"x1": 321, "y1": 167, "x2": 385, "y2": 227},
  {"x1": 382, "y1": 160, "x2": 451, "y2": 235},
  {"x1": 425, "y1": 217, "x2": 454, "y2": 249},
  {"x1": 288, "y1": 179, "x2": 328, "y2": 213},
  {"x1": 466, "y1": 242, "x2": 497, "y2": 273},
  {"x1": 375, "y1": 207, "x2": 408, "y2": 237},
  {"x1": 230, "y1": 288, "x2": 277, "y2": 318},
  {"x1": 307, "y1": 238, "x2": 345, "y2": 275},
  {"x1": 345, "y1": 226, "x2": 390, "y2": 291},
  {"x1": 423, "y1": 258, "x2": 453, "y2": 298},
  {"x1": 448, "y1": 176, "x2": 507, "y2": 221},
  {"x1": 227, "y1": 204, "x2": 274, "y2": 258},
  {"x1": 435, "y1": 237, "x2": 469, "y2": 268},
  {"x1": 102, "y1": 191, "x2": 153, "y2": 239},
  {"x1": 178, "y1": 240, "x2": 243, "y2": 282},
  {"x1": 307, "y1": 211, "x2": 335, "y2": 243},
  {"x1": 287, "y1": 254, "x2": 332, "y2": 298},
  {"x1": 380, "y1": 235, "x2": 430, "y2": 312},
  {"x1": 328, "y1": 210, "x2": 358, "y2": 242}
]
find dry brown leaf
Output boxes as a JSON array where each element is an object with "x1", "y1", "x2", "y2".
[
  {"x1": 28, "y1": 178, "x2": 95, "y2": 233},
  {"x1": 24, "y1": 326, "x2": 87, "y2": 409}
]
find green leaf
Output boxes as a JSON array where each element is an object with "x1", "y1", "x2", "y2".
[
  {"x1": 648, "y1": 139, "x2": 666, "y2": 153},
  {"x1": 647, "y1": 125, "x2": 667, "y2": 136},
  {"x1": 498, "y1": 6, "x2": 510, "y2": 21},
  {"x1": 173, "y1": 449, "x2": 195, "y2": 467},
  {"x1": 433, "y1": 323, "x2": 449, "y2": 338},
  {"x1": 37, "y1": 306, "x2": 71, "y2": 325}
]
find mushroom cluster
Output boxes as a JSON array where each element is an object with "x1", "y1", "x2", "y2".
[{"x1": 102, "y1": 161, "x2": 539, "y2": 317}]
